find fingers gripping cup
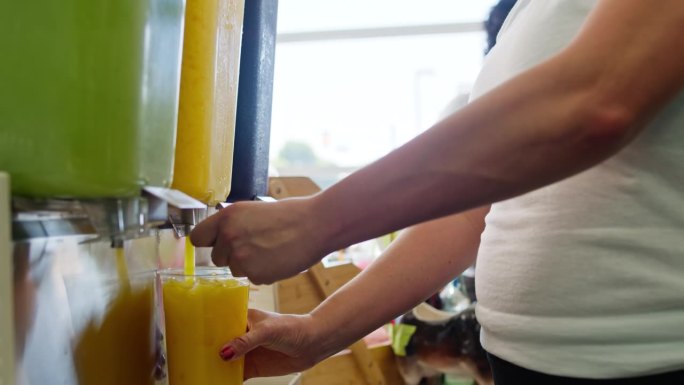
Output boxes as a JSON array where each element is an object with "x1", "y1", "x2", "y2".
[{"x1": 160, "y1": 267, "x2": 249, "y2": 385}]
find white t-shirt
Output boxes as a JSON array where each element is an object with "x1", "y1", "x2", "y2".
[{"x1": 472, "y1": 0, "x2": 684, "y2": 378}]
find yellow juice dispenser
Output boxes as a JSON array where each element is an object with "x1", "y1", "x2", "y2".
[
  {"x1": 173, "y1": 0, "x2": 246, "y2": 205},
  {"x1": 162, "y1": 5, "x2": 248, "y2": 381},
  {"x1": 168, "y1": 0, "x2": 245, "y2": 275},
  {"x1": 160, "y1": 2, "x2": 283, "y2": 384}
]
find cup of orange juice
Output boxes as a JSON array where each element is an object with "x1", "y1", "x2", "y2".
[{"x1": 160, "y1": 267, "x2": 249, "y2": 385}]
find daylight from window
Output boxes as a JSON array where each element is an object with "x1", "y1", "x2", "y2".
[{"x1": 270, "y1": 0, "x2": 500, "y2": 188}]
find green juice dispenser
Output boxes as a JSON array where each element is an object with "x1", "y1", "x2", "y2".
[{"x1": 0, "y1": 0, "x2": 185, "y2": 198}]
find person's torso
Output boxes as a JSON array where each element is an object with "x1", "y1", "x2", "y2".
[{"x1": 471, "y1": 0, "x2": 684, "y2": 378}]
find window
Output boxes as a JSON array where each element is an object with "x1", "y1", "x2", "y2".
[{"x1": 270, "y1": 0, "x2": 499, "y2": 188}]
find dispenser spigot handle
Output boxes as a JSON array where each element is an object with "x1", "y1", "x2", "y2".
[{"x1": 143, "y1": 187, "x2": 207, "y2": 239}]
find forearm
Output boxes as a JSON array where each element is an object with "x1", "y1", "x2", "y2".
[
  {"x1": 315, "y1": 61, "x2": 627, "y2": 254},
  {"x1": 309, "y1": 207, "x2": 488, "y2": 358}
]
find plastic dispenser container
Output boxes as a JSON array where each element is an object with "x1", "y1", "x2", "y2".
[
  {"x1": 0, "y1": 0, "x2": 185, "y2": 198},
  {"x1": 172, "y1": 0, "x2": 246, "y2": 205}
]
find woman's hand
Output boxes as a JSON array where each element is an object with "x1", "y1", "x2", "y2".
[
  {"x1": 219, "y1": 309, "x2": 329, "y2": 379},
  {"x1": 190, "y1": 198, "x2": 329, "y2": 284}
]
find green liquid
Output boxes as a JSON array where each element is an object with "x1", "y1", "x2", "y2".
[{"x1": 0, "y1": 0, "x2": 184, "y2": 198}]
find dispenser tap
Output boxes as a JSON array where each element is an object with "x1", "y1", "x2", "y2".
[
  {"x1": 143, "y1": 187, "x2": 207, "y2": 238},
  {"x1": 215, "y1": 195, "x2": 276, "y2": 210}
]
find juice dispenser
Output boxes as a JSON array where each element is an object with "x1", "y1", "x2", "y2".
[
  {"x1": 0, "y1": 0, "x2": 187, "y2": 384},
  {"x1": 172, "y1": 0, "x2": 246, "y2": 205},
  {"x1": 229, "y1": 0, "x2": 279, "y2": 201},
  {"x1": 0, "y1": 0, "x2": 184, "y2": 198},
  {"x1": 1, "y1": 0, "x2": 279, "y2": 384}
]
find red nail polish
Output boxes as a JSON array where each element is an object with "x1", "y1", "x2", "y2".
[{"x1": 219, "y1": 346, "x2": 235, "y2": 361}]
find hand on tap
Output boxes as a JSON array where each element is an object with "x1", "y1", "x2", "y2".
[{"x1": 190, "y1": 197, "x2": 331, "y2": 284}]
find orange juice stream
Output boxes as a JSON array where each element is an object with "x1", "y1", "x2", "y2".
[
  {"x1": 115, "y1": 247, "x2": 131, "y2": 291},
  {"x1": 184, "y1": 236, "x2": 196, "y2": 277},
  {"x1": 163, "y1": 271, "x2": 249, "y2": 385}
]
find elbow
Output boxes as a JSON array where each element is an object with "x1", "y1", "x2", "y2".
[{"x1": 577, "y1": 102, "x2": 639, "y2": 151}]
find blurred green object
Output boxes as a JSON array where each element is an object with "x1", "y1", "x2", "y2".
[
  {"x1": 444, "y1": 374, "x2": 475, "y2": 385},
  {"x1": 388, "y1": 323, "x2": 417, "y2": 357}
]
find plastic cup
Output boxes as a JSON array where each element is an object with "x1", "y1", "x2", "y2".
[{"x1": 160, "y1": 267, "x2": 249, "y2": 385}]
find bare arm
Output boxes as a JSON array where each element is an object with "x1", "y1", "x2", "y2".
[
  {"x1": 310, "y1": 206, "x2": 488, "y2": 359},
  {"x1": 314, "y1": 0, "x2": 684, "y2": 255},
  {"x1": 226, "y1": 207, "x2": 488, "y2": 378},
  {"x1": 192, "y1": 0, "x2": 684, "y2": 284}
]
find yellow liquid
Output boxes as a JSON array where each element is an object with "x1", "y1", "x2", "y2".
[
  {"x1": 172, "y1": 0, "x2": 245, "y2": 204},
  {"x1": 74, "y1": 280, "x2": 155, "y2": 385},
  {"x1": 115, "y1": 247, "x2": 131, "y2": 291},
  {"x1": 184, "y1": 237, "x2": 196, "y2": 276},
  {"x1": 163, "y1": 275, "x2": 249, "y2": 385}
]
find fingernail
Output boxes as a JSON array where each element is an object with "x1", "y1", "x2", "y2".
[{"x1": 219, "y1": 346, "x2": 235, "y2": 361}]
